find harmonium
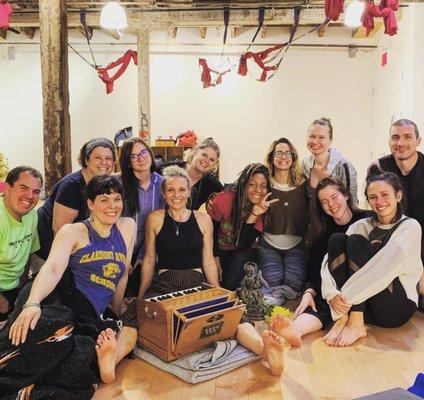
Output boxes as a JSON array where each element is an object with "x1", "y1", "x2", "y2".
[{"x1": 137, "y1": 284, "x2": 245, "y2": 362}]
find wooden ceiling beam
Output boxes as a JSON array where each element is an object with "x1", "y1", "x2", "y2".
[{"x1": 10, "y1": 8, "x2": 335, "y2": 29}]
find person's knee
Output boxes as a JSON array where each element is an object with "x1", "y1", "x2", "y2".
[
  {"x1": 328, "y1": 232, "x2": 348, "y2": 249},
  {"x1": 346, "y1": 234, "x2": 370, "y2": 254}
]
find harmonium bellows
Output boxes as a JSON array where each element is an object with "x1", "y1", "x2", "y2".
[{"x1": 137, "y1": 284, "x2": 245, "y2": 362}]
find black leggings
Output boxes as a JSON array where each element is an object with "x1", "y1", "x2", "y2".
[{"x1": 326, "y1": 233, "x2": 416, "y2": 328}]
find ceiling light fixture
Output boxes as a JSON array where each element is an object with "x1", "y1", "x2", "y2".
[
  {"x1": 344, "y1": 0, "x2": 365, "y2": 28},
  {"x1": 100, "y1": 1, "x2": 128, "y2": 30}
]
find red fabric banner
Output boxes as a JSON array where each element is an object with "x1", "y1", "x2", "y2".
[
  {"x1": 238, "y1": 44, "x2": 285, "y2": 82},
  {"x1": 325, "y1": 0, "x2": 345, "y2": 21},
  {"x1": 0, "y1": 1, "x2": 12, "y2": 29},
  {"x1": 96, "y1": 50, "x2": 138, "y2": 94},
  {"x1": 362, "y1": 0, "x2": 399, "y2": 37},
  {"x1": 198, "y1": 58, "x2": 231, "y2": 88}
]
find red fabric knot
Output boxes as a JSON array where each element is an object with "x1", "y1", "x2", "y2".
[
  {"x1": 238, "y1": 44, "x2": 284, "y2": 82},
  {"x1": 362, "y1": 0, "x2": 399, "y2": 36},
  {"x1": 0, "y1": 1, "x2": 12, "y2": 29},
  {"x1": 198, "y1": 58, "x2": 230, "y2": 88},
  {"x1": 325, "y1": 0, "x2": 345, "y2": 21},
  {"x1": 96, "y1": 50, "x2": 138, "y2": 94}
]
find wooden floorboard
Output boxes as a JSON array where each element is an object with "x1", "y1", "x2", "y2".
[{"x1": 92, "y1": 312, "x2": 424, "y2": 400}]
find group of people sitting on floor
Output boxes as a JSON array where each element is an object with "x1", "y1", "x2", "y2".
[{"x1": 0, "y1": 117, "x2": 423, "y2": 398}]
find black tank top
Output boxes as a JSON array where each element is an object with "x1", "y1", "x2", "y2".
[{"x1": 156, "y1": 211, "x2": 203, "y2": 269}]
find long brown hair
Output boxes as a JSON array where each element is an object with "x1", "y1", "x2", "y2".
[
  {"x1": 119, "y1": 137, "x2": 156, "y2": 216},
  {"x1": 265, "y1": 137, "x2": 303, "y2": 187},
  {"x1": 308, "y1": 177, "x2": 354, "y2": 246}
]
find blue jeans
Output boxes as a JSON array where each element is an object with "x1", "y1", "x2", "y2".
[{"x1": 258, "y1": 239, "x2": 306, "y2": 303}]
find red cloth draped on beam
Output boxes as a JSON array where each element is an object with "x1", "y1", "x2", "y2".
[
  {"x1": 362, "y1": 0, "x2": 399, "y2": 36},
  {"x1": 0, "y1": 1, "x2": 12, "y2": 29},
  {"x1": 96, "y1": 50, "x2": 138, "y2": 94},
  {"x1": 325, "y1": 0, "x2": 344, "y2": 21},
  {"x1": 238, "y1": 44, "x2": 284, "y2": 82},
  {"x1": 198, "y1": 58, "x2": 230, "y2": 88}
]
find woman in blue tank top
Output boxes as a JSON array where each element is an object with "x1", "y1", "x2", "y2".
[{"x1": 9, "y1": 175, "x2": 137, "y2": 386}]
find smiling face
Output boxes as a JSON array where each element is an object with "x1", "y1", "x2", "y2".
[
  {"x1": 317, "y1": 185, "x2": 350, "y2": 223},
  {"x1": 4, "y1": 171, "x2": 42, "y2": 221},
  {"x1": 130, "y1": 141, "x2": 152, "y2": 174},
  {"x1": 191, "y1": 147, "x2": 218, "y2": 174},
  {"x1": 306, "y1": 124, "x2": 332, "y2": 156},
  {"x1": 85, "y1": 146, "x2": 115, "y2": 177},
  {"x1": 246, "y1": 173, "x2": 268, "y2": 205},
  {"x1": 163, "y1": 177, "x2": 190, "y2": 211},
  {"x1": 389, "y1": 124, "x2": 421, "y2": 162},
  {"x1": 88, "y1": 191, "x2": 123, "y2": 225},
  {"x1": 366, "y1": 180, "x2": 402, "y2": 224},
  {"x1": 272, "y1": 142, "x2": 293, "y2": 172}
]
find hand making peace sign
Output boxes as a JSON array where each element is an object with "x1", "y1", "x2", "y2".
[{"x1": 251, "y1": 192, "x2": 279, "y2": 217}]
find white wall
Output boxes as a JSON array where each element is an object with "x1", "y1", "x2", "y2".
[
  {"x1": 4, "y1": 12, "x2": 422, "y2": 198},
  {"x1": 370, "y1": 4, "x2": 424, "y2": 161}
]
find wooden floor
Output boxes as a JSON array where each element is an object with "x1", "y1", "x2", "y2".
[{"x1": 92, "y1": 312, "x2": 424, "y2": 400}]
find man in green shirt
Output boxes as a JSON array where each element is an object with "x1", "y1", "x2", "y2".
[{"x1": 0, "y1": 166, "x2": 43, "y2": 321}]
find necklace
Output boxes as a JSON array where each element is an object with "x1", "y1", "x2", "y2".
[
  {"x1": 173, "y1": 220, "x2": 181, "y2": 236},
  {"x1": 168, "y1": 211, "x2": 189, "y2": 236}
]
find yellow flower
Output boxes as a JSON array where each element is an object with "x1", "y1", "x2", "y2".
[{"x1": 265, "y1": 305, "x2": 292, "y2": 323}]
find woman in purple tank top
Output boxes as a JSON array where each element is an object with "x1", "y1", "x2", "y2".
[{"x1": 9, "y1": 175, "x2": 137, "y2": 385}]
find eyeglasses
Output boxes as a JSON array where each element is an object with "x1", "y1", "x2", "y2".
[
  {"x1": 273, "y1": 150, "x2": 294, "y2": 159},
  {"x1": 130, "y1": 149, "x2": 150, "y2": 161}
]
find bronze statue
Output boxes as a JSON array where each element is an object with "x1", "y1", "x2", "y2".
[{"x1": 239, "y1": 262, "x2": 265, "y2": 320}]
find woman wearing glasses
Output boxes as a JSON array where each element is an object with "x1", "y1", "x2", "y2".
[
  {"x1": 157, "y1": 138, "x2": 223, "y2": 210},
  {"x1": 302, "y1": 117, "x2": 358, "y2": 204},
  {"x1": 117, "y1": 138, "x2": 165, "y2": 296},
  {"x1": 258, "y1": 138, "x2": 309, "y2": 305}
]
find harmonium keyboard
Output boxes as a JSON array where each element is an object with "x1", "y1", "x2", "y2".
[{"x1": 137, "y1": 284, "x2": 245, "y2": 362}]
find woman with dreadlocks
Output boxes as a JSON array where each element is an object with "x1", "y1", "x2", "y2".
[
  {"x1": 258, "y1": 138, "x2": 309, "y2": 305},
  {"x1": 207, "y1": 163, "x2": 278, "y2": 290}
]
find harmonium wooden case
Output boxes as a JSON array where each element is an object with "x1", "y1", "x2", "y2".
[{"x1": 137, "y1": 284, "x2": 245, "y2": 362}]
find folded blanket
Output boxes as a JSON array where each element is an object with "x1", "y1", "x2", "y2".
[{"x1": 134, "y1": 340, "x2": 260, "y2": 384}]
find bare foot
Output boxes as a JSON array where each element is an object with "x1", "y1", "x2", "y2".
[
  {"x1": 335, "y1": 319, "x2": 367, "y2": 347},
  {"x1": 324, "y1": 314, "x2": 348, "y2": 346},
  {"x1": 269, "y1": 314, "x2": 302, "y2": 347},
  {"x1": 262, "y1": 330, "x2": 284, "y2": 376},
  {"x1": 96, "y1": 328, "x2": 117, "y2": 384}
]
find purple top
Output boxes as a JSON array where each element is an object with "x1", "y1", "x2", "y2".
[
  {"x1": 135, "y1": 172, "x2": 165, "y2": 261},
  {"x1": 67, "y1": 220, "x2": 127, "y2": 316}
]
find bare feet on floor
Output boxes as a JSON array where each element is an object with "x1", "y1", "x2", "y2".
[
  {"x1": 335, "y1": 321, "x2": 367, "y2": 347},
  {"x1": 269, "y1": 314, "x2": 302, "y2": 347},
  {"x1": 262, "y1": 330, "x2": 284, "y2": 376},
  {"x1": 96, "y1": 328, "x2": 117, "y2": 384},
  {"x1": 324, "y1": 314, "x2": 348, "y2": 346}
]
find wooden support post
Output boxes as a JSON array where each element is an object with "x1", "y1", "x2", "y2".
[
  {"x1": 21, "y1": 27, "x2": 36, "y2": 39},
  {"x1": 199, "y1": 26, "x2": 207, "y2": 39},
  {"x1": 169, "y1": 26, "x2": 178, "y2": 39},
  {"x1": 137, "y1": 28, "x2": 151, "y2": 144},
  {"x1": 39, "y1": 0, "x2": 71, "y2": 195},
  {"x1": 318, "y1": 24, "x2": 327, "y2": 37}
]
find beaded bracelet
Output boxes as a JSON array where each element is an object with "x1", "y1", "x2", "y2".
[
  {"x1": 251, "y1": 211, "x2": 260, "y2": 217},
  {"x1": 22, "y1": 302, "x2": 41, "y2": 309}
]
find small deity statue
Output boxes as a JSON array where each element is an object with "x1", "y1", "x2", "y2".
[{"x1": 239, "y1": 262, "x2": 265, "y2": 320}]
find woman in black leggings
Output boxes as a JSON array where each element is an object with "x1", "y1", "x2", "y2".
[
  {"x1": 271, "y1": 168, "x2": 422, "y2": 347},
  {"x1": 320, "y1": 165, "x2": 422, "y2": 346}
]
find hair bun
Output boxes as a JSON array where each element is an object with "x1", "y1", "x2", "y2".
[{"x1": 366, "y1": 164, "x2": 383, "y2": 182}]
